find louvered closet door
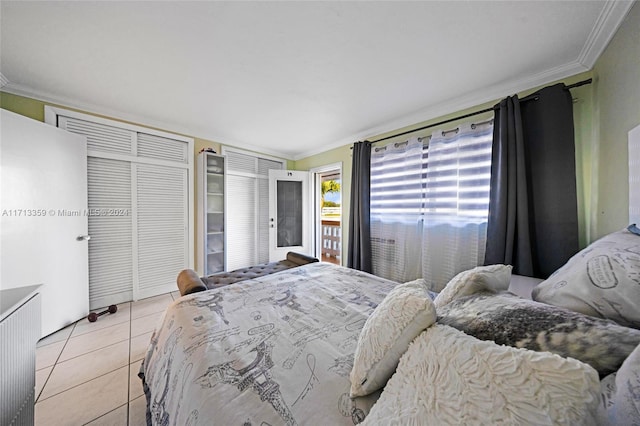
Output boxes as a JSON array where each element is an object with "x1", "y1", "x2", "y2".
[
  {"x1": 226, "y1": 174, "x2": 257, "y2": 271},
  {"x1": 87, "y1": 157, "x2": 134, "y2": 308},
  {"x1": 135, "y1": 164, "x2": 189, "y2": 299},
  {"x1": 225, "y1": 151, "x2": 284, "y2": 270}
]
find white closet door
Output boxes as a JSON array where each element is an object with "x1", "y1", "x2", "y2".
[
  {"x1": 225, "y1": 151, "x2": 284, "y2": 270},
  {"x1": 87, "y1": 157, "x2": 133, "y2": 309},
  {"x1": 226, "y1": 174, "x2": 257, "y2": 270},
  {"x1": 135, "y1": 164, "x2": 189, "y2": 299}
]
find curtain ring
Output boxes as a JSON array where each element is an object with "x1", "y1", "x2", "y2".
[{"x1": 441, "y1": 128, "x2": 459, "y2": 137}]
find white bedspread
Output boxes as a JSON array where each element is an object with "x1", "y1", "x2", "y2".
[{"x1": 141, "y1": 263, "x2": 398, "y2": 425}]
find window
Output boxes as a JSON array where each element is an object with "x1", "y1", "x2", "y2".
[
  {"x1": 371, "y1": 122, "x2": 493, "y2": 221},
  {"x1": 370, "y1": 119, "x2": 493, "y2": 287}
]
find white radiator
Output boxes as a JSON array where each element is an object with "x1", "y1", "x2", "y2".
[{"x1": 1, "y1": 292, "x2": 41, "y2": 426}]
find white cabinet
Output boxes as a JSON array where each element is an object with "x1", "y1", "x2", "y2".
[
  {"x1": 197, "y1": 152, "x2": 226, "y2": 275},
  {"x1": 0, "y1": 286, "x2": 41, "y2": 425}
]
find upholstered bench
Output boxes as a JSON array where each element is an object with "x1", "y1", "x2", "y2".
[{"x1": 177, "y1": 252, "x2": 319, "y2": 296}]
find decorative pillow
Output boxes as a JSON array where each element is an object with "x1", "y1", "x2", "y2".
[
  {"x1": 437, "y1": 292, "x2": 640, "y2": 377},
  {"x1": 597, "y1": 372, "x2": 617, "y2": 425},
  {"x1": 433, "y1": 264, "x2": 512, "y2": 308},
  {"x1": 362, "y1": 325, "x2": 601, "y2": 425},
  {"x1": 349, "y1": 280, "x2": 436, "y2": 397},
  {"x1": 610, "y1": 342, "x2": 640, "y2": 424},
  {"x1": 402, "y1": 278, "x2": 438, "y2": 301},
  {"x1": 532, "y1": 227, "x2": 640, "y2": 328}
]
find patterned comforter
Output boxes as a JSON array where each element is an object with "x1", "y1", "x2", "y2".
[{"x1": 140, "y1": 263, "x2": 398, "y2": 425}]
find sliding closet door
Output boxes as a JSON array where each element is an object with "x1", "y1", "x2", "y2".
[
  {"x1": 135, "y1": 164, "x2": 189, "y2": 300},
  {"x1": 51, "y1": 107, "x2": 193, "y2": 309},
  {"x1": 224, "y1": 149, "x2": 284, "y2": 270},
  {"x1": 87, "y1": 157, "x2": 134, "y2": 308}
]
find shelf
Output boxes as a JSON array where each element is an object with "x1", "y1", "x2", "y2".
[{"x1": 200, "y1": 151, "x2": 226, "y2": 276}]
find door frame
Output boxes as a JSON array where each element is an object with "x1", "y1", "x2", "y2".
[
  {"x1": 309, "y1": 162, "x2": 343, "y2": 265},
  {"x1": 268, "y1": 170, "x2": 312, "y2": 261}
]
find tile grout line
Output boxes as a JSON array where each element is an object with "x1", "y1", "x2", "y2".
[
  {"x1": 34, "y1": 296, "x2": 170, "y2": 425},
  {"x1": 35, "y1": 347, "x2": 131, "y2": 403},
  {"x1": 55, "y1": 333, "x2": 131, "y2": 365},
  {"x1": 35, "y1": 321, "x2": 77, "y2": 404},
  {"x1": 81, "y1": 403, "x2": 128, "y2": 426},
  {"x1": 70, "y1": 301, "x2": 134, "y2": 424}
]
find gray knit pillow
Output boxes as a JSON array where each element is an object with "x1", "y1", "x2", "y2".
[{"x1": 437, "y1": 292, "x2": 640, "y2": 377}]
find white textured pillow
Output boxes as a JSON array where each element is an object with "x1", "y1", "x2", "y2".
[
  {"x1": 349, "y1": 280, "x2": 436, "y2": 397},
  {"x1": 362, "y1": 325, "x2": 601, "y2": 426},
  {"x1": 532, "y1": 227, "x2": 640, "y2": 328},
  {"x1": 434, "y1": 264, "x2": 512, "y2": 308},
  {"x1": 610, "y1": 342, "x2": 640, "y2": 424}
]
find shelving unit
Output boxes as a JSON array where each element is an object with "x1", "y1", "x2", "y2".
[{"x1": 197, "y1": 152, "x2": 226, "y2": 275}]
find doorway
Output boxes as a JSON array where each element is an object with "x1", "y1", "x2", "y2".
[
  {"x1": 313, "y1": 164, "x2": 342, "y2": 265},
  {"x1": 268, "y1": 170, "x2": 311, "y2": 262}
]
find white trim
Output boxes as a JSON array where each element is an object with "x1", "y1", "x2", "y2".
[
  {"x1": 629, "y1": 124, "x2": 640, "y2": 226},
  {"x1": 309, "y1": 162, "x2": 343, "y2": 175},
  {"x1": 86, "y1": 150, "x2": 191, "y2": 169},
  {"x1": 131, "y1": 163, "x2": 140, "y2": 301},
  {"x1": 577, "y1": 0, "x2": 635, "y2": 69},
  {"x1": 309, "y1": 163, "x2": 343, "y2": 265}
]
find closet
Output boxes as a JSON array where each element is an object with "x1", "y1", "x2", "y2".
[
  {"x1": 222, "y1": 148, "x2": 284, "y2": 270},
  {"x1": 46, "y1": 107, "x2": 193, "y2": 309}
]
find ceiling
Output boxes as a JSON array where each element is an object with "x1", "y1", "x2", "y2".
[{"x1": 0, "y1": 1, "x2": 634, "y2": 160}]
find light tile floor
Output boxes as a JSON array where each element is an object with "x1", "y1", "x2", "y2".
[{"x1": 35, "y1": 291, "x2": 180, "y2": 425}]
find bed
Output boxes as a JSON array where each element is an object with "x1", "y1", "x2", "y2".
[{"x1": 140, "y1": 224, "x2": 640, "y2": 425}]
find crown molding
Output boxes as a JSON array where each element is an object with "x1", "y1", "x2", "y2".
[
  {"x1": 294, "y1": 60, "x2": 591, "y2": 161},
  {"x1": 577, "y1": 0, "x2": 635, "y2": 69},
  {"x1": 294, "y1": 3, "x2": 636, "y2": 161},
  {"x1": 1, "y1": 82, "x2": 296, "y2": 161}
]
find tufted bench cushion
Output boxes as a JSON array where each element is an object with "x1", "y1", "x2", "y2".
[{"x1": 176, "y1": 252, "x2": 319, "y2": 296}]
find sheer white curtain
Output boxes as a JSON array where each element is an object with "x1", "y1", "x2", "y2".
[
  {"x1": 370, "y1": 138, "x2": 423, "y2": 282},
  {"x1": 422, "y1": 122, "x2": 493, "y2": 291}
]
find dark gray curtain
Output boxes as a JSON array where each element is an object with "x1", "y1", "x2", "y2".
[
  {"x1": 347, "y1": 141, "x2": 373, "y2": 272},
  {"x1": 485, "y1": 83, "x2": 579, "y2": 278}
]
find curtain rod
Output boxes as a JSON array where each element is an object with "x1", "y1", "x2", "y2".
[{"x1": 365, "y1": 78, "x2": 592, "y2": 144}]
